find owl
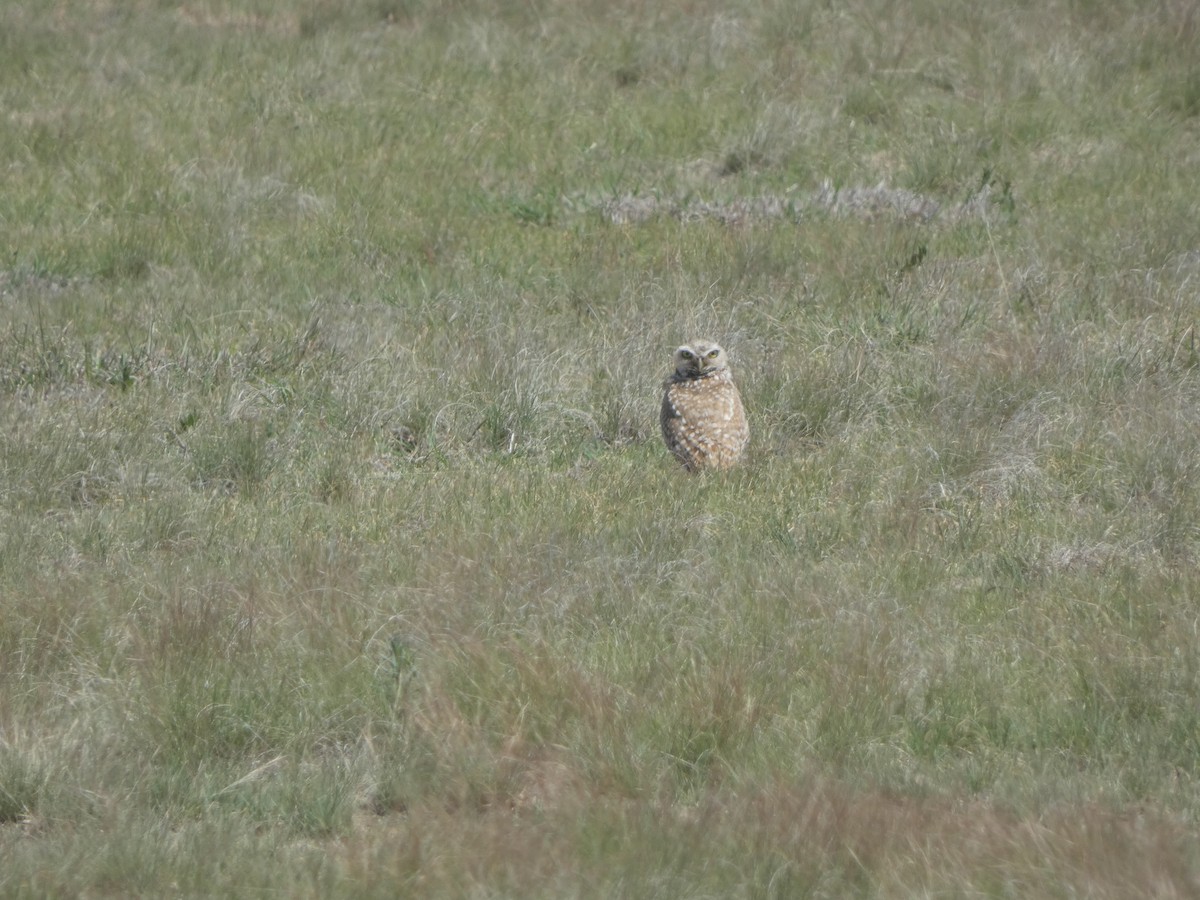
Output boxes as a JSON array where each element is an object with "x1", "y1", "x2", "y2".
[{"x1": 660, "y1": 340, "x2": 749, "y2": 472}]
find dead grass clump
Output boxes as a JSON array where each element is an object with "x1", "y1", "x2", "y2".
[{"x1": 592, "y1": 180, "x2": 998, "y2": 227}]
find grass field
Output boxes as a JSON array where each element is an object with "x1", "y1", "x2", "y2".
[{"x1": 4, "y1": 0, "x2": 1200, "y2": 895}]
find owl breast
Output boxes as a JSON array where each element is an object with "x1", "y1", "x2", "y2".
[{"x1": 660, "y1": 370, "x2": 749, "y2": 472}]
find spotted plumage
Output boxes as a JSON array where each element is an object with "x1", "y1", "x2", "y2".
[{"x1": 660, "y1": 340, "x2": 749, "y2": 472}]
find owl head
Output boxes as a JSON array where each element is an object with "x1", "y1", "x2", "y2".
[{"x1": 673, "y1": 340, "x2": 728, "y2": 378}]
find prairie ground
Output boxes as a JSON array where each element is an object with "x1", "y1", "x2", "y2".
[{"x1": 3, "y1": 0, "x2": 1200, "y2": 896}]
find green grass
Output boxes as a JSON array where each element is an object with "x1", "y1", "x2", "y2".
[{"x1": 4, "y1": 0, "x2": 1200, "y2": 895}]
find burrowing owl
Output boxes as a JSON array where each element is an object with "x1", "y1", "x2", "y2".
[{"x1": 660, "y1": 340, "x2": 749, "y2": 472}]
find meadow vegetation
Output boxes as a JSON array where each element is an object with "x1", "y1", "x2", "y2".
[{"x1": 3, "y1": 0, "x2": 1200, "y2": 895}]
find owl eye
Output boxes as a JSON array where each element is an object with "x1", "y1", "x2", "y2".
[
  {"x1": 707, "y1": 349, "x2": 719, "y2": 358},
  {"x1": 680, "y1": 350, "x2": 694, "y2": 359}
]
